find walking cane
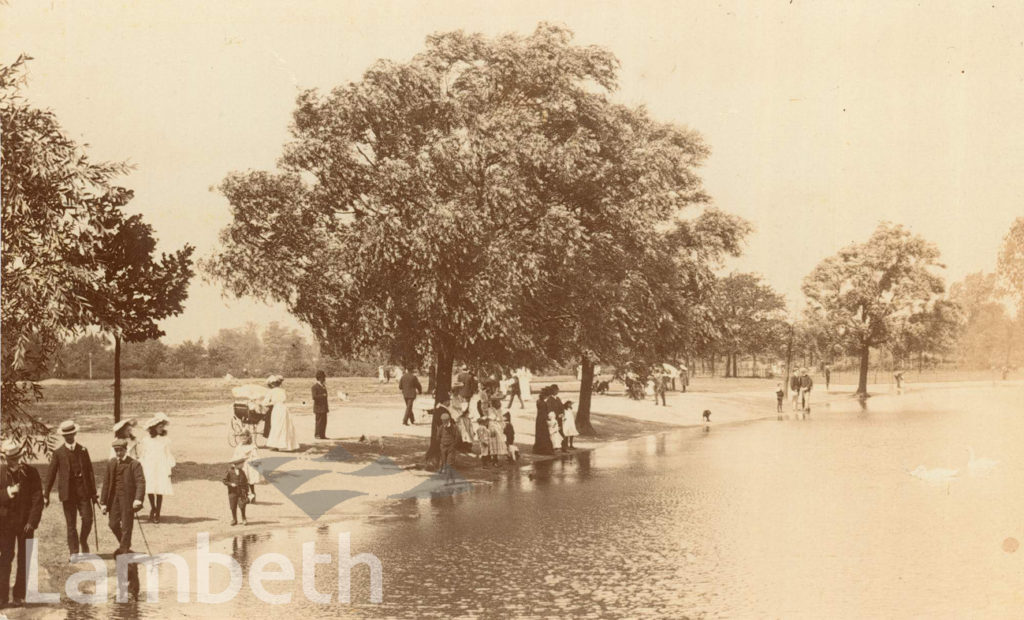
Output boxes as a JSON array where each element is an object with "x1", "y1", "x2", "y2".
[
  {"x1": 135, "y1": 512, "x2": 153, "y2": 556},
  {"x1": 92, "y1": 499, "x2": 101, "y2": 554}
]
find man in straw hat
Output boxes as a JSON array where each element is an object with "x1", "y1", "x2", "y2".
[
  {"x1": 0, "y1": 439, "x2": 43, "y2": 608},
  {"x1": 44, "y1": 420, "x2": 98, "y2": 561},
  {"x1": 100, "y1": 438, "x2": 145, "y2": 556}
]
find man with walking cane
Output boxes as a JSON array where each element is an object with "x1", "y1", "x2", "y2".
[
  {"x1": 44, "y1": 420, "x2": 98, "y2": 562},
  {"x1": 101, "y1": 438, "x2": 145, "y2": 597}
]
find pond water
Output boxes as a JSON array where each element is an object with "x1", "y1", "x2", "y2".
[{"x1": 67, "y1": 385, "x2": 1024, "y2": 618}]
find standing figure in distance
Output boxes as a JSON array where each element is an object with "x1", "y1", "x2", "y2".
[
  {"x1": 311, "y1": 370, "x2": 329, "y2": 440},
  {"x1": 399, "y1": 367, "x2": 423, "y2": 426}
]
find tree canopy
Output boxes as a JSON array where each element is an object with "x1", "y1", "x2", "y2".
[
  {"x1": 997, "y1": 217, "x2": 1024, "y2": 315},
  {"x1": 1, "y1": 56, "x2": 134, "y2": 453},
  {"x1": 206, "y1": 24, "x2": 746, "y2": 404},
  {"x1": 802, "y1": 222, "x2": 946, "y2": 394},
  {"x1": 87, "y1": 212, "x2": 194, "y2": 421}
]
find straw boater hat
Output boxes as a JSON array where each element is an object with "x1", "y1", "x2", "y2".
[
  {"x1": 1, "y1": 439, "x2": 23, "y2": 459},
  {"x1": 59, "y1": 420, "x2": 79, "y2": 435}
]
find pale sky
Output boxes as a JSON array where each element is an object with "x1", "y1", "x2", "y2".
[{"x1": 3, "y1": 1, "x2": 1022, "y2": 343}]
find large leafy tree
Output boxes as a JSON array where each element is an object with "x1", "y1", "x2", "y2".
[
  {"x1": 802, "y1": 222, "x2": 946, "y2": 395},
  {"x1": 997, "y1": 217, "x2": 1024, "y2": 315},
  {"x1": 1, "y1": 56, "x2": 133, "y2": 453},
  {"x1": 712, "y1": 272, "x2": 787, "y2": 378},
  {"x1": 206, "y1": 24, "x2": 743, "y2": 407},
  {"x1": 949, "y1": 270, "x2": 1020, "y2": 370},
  {"x1": 88, "y1": 213, "x2": 194, "y2": 422},
  {"x1": 538, "y1": 209, "x2": 747, "y2": 434}
]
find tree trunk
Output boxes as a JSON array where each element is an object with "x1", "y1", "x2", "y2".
[
  {"x1": 114, "y1": 333, "x2": 122, "y2": 423},
  {"x1": 425, "y1": 335, "x2": 456, "y2": 466},
  {"x1": 856, "y1": 343, "x2": 870, "y2": 396},
  {"x1": 709, "y1": 355, "x2": 715, "y2": 376},
  {"x1": 752, "y1": 354, "x2": 757, "y2": 378},
  {"x1": 784, "y1": 323, "x2": 794, "y2": 397},
  {"x1": 576, "y1": 356, "x2": 597, "y2": 436},
  {"x1": 433, "y1": 336, "x2": 455, "y2": 406}
]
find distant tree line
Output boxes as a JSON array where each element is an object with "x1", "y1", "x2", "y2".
[{"x1": 50, "y1": 322, "x2": 384, "y2": 380}]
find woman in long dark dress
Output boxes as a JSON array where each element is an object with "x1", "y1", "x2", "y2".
[{"x1": 532, "y1": 386, "x2": 555, "y2": 455}]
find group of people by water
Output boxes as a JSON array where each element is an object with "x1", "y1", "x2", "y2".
[
  {"x1": 424, "y1": 366, "x2": 585, "y2": 481},
  {"x1": 777, "y1": 368, "x2": 815, "y2": 413}
]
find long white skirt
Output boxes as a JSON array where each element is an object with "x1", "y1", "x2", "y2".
[{"x1": 267, "y1": 403, "x2": 299, "y2": 451}]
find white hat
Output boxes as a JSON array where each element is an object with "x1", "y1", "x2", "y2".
[
  {"x1": 112, "y1": 419, "x2": 134, "y2": 433},
  {"x1": 59, "y1": 420, "x2": 79, "y2": 435},
  {"x1": 1, "y1": 439, "x2": 23, "y2": 458},
  {"x1": 144, "y1": 413, "x2": 170, "y2": 429}
]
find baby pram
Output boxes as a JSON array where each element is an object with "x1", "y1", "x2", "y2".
[{"x1": 229, "y1": 384, "x2": 269, "y2": 447}]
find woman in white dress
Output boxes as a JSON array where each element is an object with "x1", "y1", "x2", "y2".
[
  {"x1": 264, "y1": 375, "x2": 299, "y2": 451},
  {"x1": 140, "y1": 413, "x2": 175, "y2": 523}
]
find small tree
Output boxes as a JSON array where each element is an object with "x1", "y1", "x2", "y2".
[
  {"x1": 802, "y1": 222, "x2": 946, "y2": 396},
  {"x1": 88, "y1": 214, "x2": 194, "y2": 422}
]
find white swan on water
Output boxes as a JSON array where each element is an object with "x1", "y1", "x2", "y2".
[
  {"x1": 907, "y1": 465, "x2": 960, "y2": 483},
  {"x1": 966, "y1": 447, "x2": 998, "y2": 475}
]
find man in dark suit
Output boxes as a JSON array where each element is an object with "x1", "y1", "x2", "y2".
[
  {"x1": 44, "y1": 419, "x2": 98, "y2": 560},
  {"x1": 0, "y1": 439, "x2": 44, "y2": 608},
  {"x1": 311, "y1": 370, "x2": 329, "y2": 439},
  {"x1": 399, "y1": 368, "x2": 423, "y2": 426},
  {"x1": 100, "y1": 438, "x2": 145, "y2": 555}
]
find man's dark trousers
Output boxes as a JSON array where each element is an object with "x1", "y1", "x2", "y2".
[
  {"x1": 403, "y1": 398, "x2": 416, "y2": 425},
  {"x1": 63, "y1": 486, "x2": 93, "y2": 555},
  {"x1": 0, "y1": 527, "x2": 28, "y2": 604},
  {"x1": 314, "y1": 411, "x2": 327, "y2": 439}
]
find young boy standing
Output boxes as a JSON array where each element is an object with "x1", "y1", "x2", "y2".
[{"x1": 223, "y1": 457, "x2": 249, "y2": 526}]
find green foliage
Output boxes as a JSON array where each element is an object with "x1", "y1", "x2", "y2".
[
  {"x1": 205, "y1": 24, "x2": 746, "y2": 399},
  {"x1": 1, "y1": 55, "x2": 133, "y2": 453},
  {"x1": 802, "y1": 222, "x2": 947, "y2": 392},
  {"x1": 88, "y1": 213, "x2": 194, "y2": 344},
  {"x1": 949, "y1": 271, "x2": 1019, "y2": 368},
  {"x1": 997, "y1": 217, "x2": 1024, "y2": 315},
  {"x1": 712, "y1": 272, "x2": 787, "y2": 363}
]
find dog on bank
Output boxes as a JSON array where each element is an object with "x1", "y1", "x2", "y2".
[{"x1": 358, "y1": 434, "x2": 385, "y2": 451}]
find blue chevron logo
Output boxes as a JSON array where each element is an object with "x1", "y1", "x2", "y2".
[{"x1": 255, "y1": 444, "x2": 474, "y2": 519}]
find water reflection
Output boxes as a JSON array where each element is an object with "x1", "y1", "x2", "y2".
[{"x1": 50, "y1": 386, "x2": 1024, "y2": 617}]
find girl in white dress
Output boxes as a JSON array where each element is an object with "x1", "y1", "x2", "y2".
[
  {"x1": 140, "y1": 413, "x2": 175, "y2": 523},
  {"x1": 264, "y1": 375, "x2": 299, "y2": 451},
  {"x1": 547, "y1": 411, "x2": 561, "y2": 451},
  {"x1": 561, "y1": 401, "x2": 578, "y2": 449}
]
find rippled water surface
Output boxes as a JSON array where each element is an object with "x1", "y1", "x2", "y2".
[{"x1": 87, "y1": 385, "x2": 1024, "y2": 618}]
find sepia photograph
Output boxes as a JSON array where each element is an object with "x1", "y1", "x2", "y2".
[{"x1": 1, "y1": 1, "x2": 1023, "y2": 617}]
